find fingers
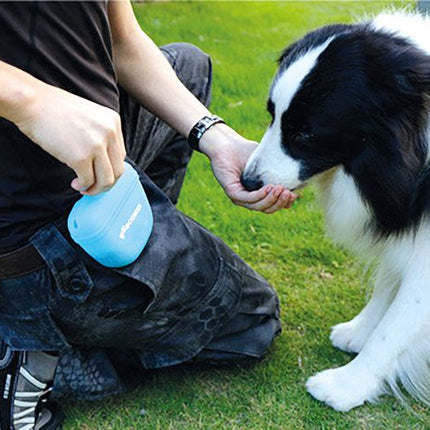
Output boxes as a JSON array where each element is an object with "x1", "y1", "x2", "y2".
[
  {"x1": 85, "y1": 152, "x2": 115, "y2": 195},
  {"x1": 262, "y1": 188, "x2": 296, "y2": 214},
  {"x1": 107, "y1": 123, "x2": 127, "y2": 180},
  {"x1": 72, "y1": 121, "x2": 126, "y2": 196},
  {"x1": 71, "y1": 158, "x2": 95, "y2": 193},
  {"x1": 238, "y1": 185, "x2": 297, "y2": 213},
  {"x1": 228, "y1": 183, "x2": 276, "y2": 207}
]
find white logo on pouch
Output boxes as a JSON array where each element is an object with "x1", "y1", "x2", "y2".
[{"x1": 119, "y1": 204, "x2": 142, "y2": 240}]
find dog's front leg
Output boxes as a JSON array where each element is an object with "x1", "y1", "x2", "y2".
[
  {"x1": 307, "y1": 261, "x2": 430, "y2": 411},
  {"x1": 330, "y1": 262, "x2": 399, "y2": 353}
]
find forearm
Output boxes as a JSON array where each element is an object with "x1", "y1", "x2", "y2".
[
  {"x1": 0, "y1": 60, "x2": 39, "y2": 125},
  {"x1": 113, "y1": 32, "x2": 211, "y2": 137}
]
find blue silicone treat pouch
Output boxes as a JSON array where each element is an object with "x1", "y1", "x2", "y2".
[{"x1": 67, "y1": 162, "x2": 153, "y2": 268}]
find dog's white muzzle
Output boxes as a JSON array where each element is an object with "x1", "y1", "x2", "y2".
[{"x1": 242, "y1": 127, "x2": 303, "y2": 191}]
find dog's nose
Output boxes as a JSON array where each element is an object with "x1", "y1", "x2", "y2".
[{"x1": 240, "y1": 172, "x2": 264, "y2": 191}]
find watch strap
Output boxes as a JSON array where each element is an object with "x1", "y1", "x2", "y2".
[{"x1": 188, "y1": 115, "x2": 225, "y2": 152}]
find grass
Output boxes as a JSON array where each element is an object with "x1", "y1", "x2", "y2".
[{"x1": 64, "y1": 1, "x2": 430, "y2": 429}]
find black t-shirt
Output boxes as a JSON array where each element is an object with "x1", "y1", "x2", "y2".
[{"x1": 0, "y1": 1, "x2": 120, "y2": 252}]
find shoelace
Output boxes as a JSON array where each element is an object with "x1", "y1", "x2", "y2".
[{"x1": 13, "y1": 367, "x2": 53, "y2": 430}]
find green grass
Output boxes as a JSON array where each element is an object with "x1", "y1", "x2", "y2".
[{"x1": 64, "y1": 2, "x2": 430, "y2": 429}]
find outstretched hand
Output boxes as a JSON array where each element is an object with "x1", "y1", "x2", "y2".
[{"x1": 199, "y1": 124, "x2": 297, "y2": 214}]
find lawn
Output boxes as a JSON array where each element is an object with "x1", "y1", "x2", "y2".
[{"x1": 64, "y1": 1, "x2": 429, "y2": 429}]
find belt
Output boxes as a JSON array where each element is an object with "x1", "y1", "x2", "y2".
[{"x1": 0, "y1": 244, "x2": 46, "y2": 280}]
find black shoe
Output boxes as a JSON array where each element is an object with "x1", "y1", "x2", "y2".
[{"x1": 0, "y1": 341, "x2": 64, "y2": 430}]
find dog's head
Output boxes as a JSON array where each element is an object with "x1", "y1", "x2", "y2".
[{"x1": 242, "y1": 20, "x2": 430, "y2": 195}]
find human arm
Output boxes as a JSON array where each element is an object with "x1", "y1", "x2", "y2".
[
  {"x1": 0, "y1": 60, "x2": 126, "y2": 195},
  {"x1": 108, "y1": 1, "x2": 296, "y2": 212}
]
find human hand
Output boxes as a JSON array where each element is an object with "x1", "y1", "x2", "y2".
[
  {"x1": 199, "y1": 124, "x2": 297, "y2": 213},
  {"x1": 15, "y1": 81, "x2": 126, "y2": 196}
]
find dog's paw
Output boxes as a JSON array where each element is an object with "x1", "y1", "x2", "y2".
[
  {"x1": 330, "y1": 320, "x2": 371, "y2": 354},
  {"x1": 306, "y1": 365, "x2": 382, "y2": 411}
]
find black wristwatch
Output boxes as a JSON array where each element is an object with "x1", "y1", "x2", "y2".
[{"x1": 188, "y1": 115, "x2": 225, "y2": 152}]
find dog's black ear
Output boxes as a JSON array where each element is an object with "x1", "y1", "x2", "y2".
[
  {"x1": 392, "y1": 60, "x2": 430, "y2": 96},
  {"x1": 358, "y1": 32, "x2": 430, "y2": 169},
  {"x1": 361, "y1": 31, "x2": 430, "y2": 105},
  {"x1": 343, "y1": 32, "x2": 430, "y2": 235}
]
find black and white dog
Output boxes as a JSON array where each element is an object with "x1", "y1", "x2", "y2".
[{"x1": 242, "y1": 11, "x2": 430, "y2": 411}]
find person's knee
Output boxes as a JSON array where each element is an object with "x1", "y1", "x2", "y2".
[
  {"x1": 161, "y1": 42, "x2": 212, "y2": 106},
  {"x1": 162, "y1": 42, "x2": 210, "y2": 73}
]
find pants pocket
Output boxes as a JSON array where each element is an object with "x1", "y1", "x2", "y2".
[{"x1": 30, "y1": 223, "x2": 94, "y2": 304}]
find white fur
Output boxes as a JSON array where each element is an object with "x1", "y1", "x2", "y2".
[
  {"x1": 315, "y1": 168, "x2": 375, "y2": 255},
  {"x1": 244, "y1": 124, "x2": 303, "y2": 190},
  {"x1": 272, "y1": 38, "x2": 335, "y2": 118},
  {"x1": 371, "y1": 11, "x2": 430, "y2": 55},
  {"x1": 307, "y1": 223, "x2": 430, "y2": 411}
]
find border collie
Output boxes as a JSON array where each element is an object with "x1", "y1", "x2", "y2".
[{"x1": 242, "y1": 11, "x2": 430, "y2": 411}]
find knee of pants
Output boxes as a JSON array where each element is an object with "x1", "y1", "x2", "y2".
[{"x1": 161, "y1": 42, "x2": 212, "y2": 106}]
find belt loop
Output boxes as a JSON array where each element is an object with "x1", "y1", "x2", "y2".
[{"x1": 30, "y1": 224, "x2": 94, "y2": 303}]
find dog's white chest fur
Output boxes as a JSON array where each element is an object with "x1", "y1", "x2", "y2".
[{"x1": 315, "y1": 168, "x2": 373, "y2": 253}]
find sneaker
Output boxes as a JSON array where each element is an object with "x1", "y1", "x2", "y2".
[{"x1": 0, "y1": 341, "x2": 64, "y2": 430}]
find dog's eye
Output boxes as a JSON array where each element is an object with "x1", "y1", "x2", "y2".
[{"x1": 291, "y1": 132, "x2": 314, "y2": 147}]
